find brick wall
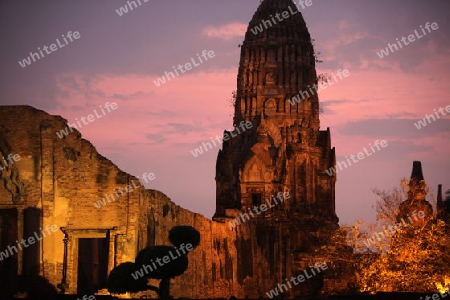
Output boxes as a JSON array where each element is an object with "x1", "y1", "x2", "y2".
[{"x1": 0, "y1": 106, "x2": 344, "y2": 298}]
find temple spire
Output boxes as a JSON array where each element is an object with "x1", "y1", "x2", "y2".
[
  {"x1": 397, "y1": 161, "x2": 433, "y2": 225},
  {"x1": 236, "y1": 0, "x2": 319, "y2": 126},
  {"x1": 410, "y1": 161, "x2": 424, "y2": 181},
  {"x1": 214, "y1": 0, "x2": 336, "y2": 224}
]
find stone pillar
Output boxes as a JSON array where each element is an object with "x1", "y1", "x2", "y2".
[{"x1": 39, "y1": 122, "x2": 55, "y2": 280}]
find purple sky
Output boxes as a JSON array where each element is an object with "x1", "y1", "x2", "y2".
[{"x1": 1, "y1": 0, "x2": 449, "y2": 225}]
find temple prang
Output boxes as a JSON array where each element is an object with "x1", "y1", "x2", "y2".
[
  {"x1": 215, "y1": 0, "x2": 337, "y2": 222},
  {"x1": 397, "y1": 161, "x2": 433, "y2": 226},
  {"x1": 214, "y1": 0, "x2": 339, "y2": 296}
]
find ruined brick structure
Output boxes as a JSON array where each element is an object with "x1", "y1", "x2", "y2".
[
  {"x1": 215, "y1": 0, "x2": 337, "y2": 219},
  {"x1": 437, "y1": 184, "x2": 450, "y2": 222},
  {"x1": 214, "y1": 0, "x2": 339, "y2": 295},
  {"x1": 0, "y1": 0, "x2": 339, "y2": 298},
  {"x1": 397, "y1": 161, "x2": 450, "y2": 225},
  {"x1": 0, "y1": 106, "x2": 254, "y2": 298},
  {"x1": 397, "y1": 161, "x2": 433, "y2": 225}
]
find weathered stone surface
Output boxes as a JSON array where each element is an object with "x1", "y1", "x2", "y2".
[
  {"x1": 0, "y1": 1, "x2": 341, "y2": 298},
  {"x1": 0, "y1": 106, "x2": 236, "y2": 298},
  {"x1": 397, "y1": 161, "x2": 433, "y2": 226},
  {"x1": 214, "y1": 0, "x2": 338, "y2": 296},
  {"x1": 0, "y1": 105, "x2": 294, "y2": 298}
]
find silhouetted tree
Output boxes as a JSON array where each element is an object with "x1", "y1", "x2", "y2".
[
  {"x1": 168, "y1": 225, "x2": 200, "y2": 248},
  {"x1": 107, "y1": 225, "x2": 200, "y2": 299},
  {"x1": 107, "y1": 262, "x2": 147, "y2": 294}
]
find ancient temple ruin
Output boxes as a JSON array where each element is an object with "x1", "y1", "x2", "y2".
[
  {"x1": 397, "y1": 161, "x2": 433, "y2": 225},
  {"x1": 214, "y1": 0, "x2": 339, "y2": 296},
  {"x1": 0, "y1": 0, "x2": 340, "y2": 298},
  {"x1": 215, "y1": 0, "x2": 337, "y2": 223}
]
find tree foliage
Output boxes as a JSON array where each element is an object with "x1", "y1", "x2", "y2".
[
  {"x1": 317, "y1": 181, "x2": 450, "y2": 294},
  {"x1": 169, "y1": 225, "x2": 200, "y2": 248},
  {"x1": 228, "y1": 90, "x2": 236, "y2": 108},
  {"x1": 107, "y1": 225, "x2": 200, "y2": 299},
  {"x1": 135, "y1": 245, "x2": 189, "y2": 280},
  {"x1": 359, "y1": 219, "x2": 450, "y2": 293},
  {"x1": 107, "y1": 262, "x2": 147, "y2": 294}
]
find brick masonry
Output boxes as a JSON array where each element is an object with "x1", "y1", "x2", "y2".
[{"x1": 0, "y1": 105, "x2": 315, "y2": 298}]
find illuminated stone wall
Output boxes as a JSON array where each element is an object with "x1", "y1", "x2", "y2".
[{"x1": 0, "y1": 105, "x2": 287, "y2": 298}]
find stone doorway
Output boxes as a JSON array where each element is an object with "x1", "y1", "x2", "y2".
[{"x1": 77, "y1": 238, "x2": 109, "y2": 295}]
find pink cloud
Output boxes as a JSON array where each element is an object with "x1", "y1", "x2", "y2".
[
  {"x1": 50, "y1": 69, "x2": 237, "y2": 153},
  {"x1": 202, "y1": 22, "x2": 247, "y2": 41}
]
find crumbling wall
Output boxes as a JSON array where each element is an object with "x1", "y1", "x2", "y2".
[{"x1": 0, "y1": 105, "x2": 270, "y2": 298}]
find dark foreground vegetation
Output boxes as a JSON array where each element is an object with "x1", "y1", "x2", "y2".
[{"x1": 4, "y1": 292, "x2": 437, "y2": 300}]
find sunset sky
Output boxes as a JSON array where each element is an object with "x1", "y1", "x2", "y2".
[{"x1": 1, "y1": 0, "x2": 449, "y2": 225}]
